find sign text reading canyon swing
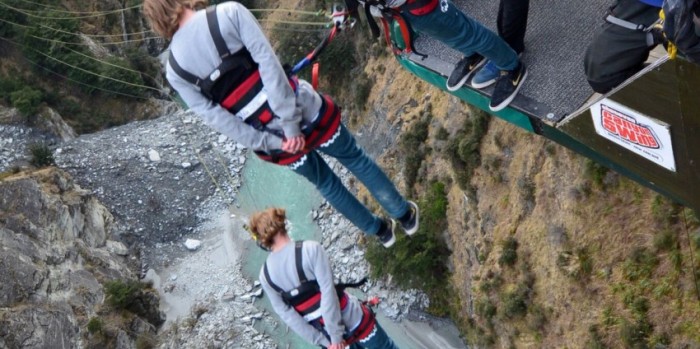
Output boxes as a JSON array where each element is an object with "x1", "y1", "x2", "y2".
[{"x1": 590, "y1": 98, "x2": 677, "y2": 172}]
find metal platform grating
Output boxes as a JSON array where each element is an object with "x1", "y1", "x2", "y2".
[{"x1": 412, "y1": 0, "x2": 611, "y2": 119}]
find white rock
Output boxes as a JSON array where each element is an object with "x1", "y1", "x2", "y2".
[
  {"x1": 238, "y1": 156, "x2": 246, "y2": 164},
  {"x1": 184, "y1": 238, "x2": 202, "y2": 251},
  {"x1": 148, "y1": 149, "x2": 161, "y2": 162},
  {"x1": 106, "y1": 240, "x2": 129, "y2": 256},
  {"x1": 218, "y1": 135, "x2": 228, "y2": 143},
  {"x1": 182, "y1": 162, "x2": 191, "y2": 169}
]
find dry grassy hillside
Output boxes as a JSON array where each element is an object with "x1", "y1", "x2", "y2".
[{"x1": 334, "y1": 30, "x2": 700, "y2": 347}]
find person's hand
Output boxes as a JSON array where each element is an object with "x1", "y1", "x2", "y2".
[
  {"x1": 282, "y1": 135, "x2": 306, "y2": 153},
  {"x1": 328, "y1": 341, "x2": 346, "y2": 349}
]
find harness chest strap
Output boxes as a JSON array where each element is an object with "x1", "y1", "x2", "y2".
[{"x1": 401, "y1": 0, "x2": 438, "y2": 15}]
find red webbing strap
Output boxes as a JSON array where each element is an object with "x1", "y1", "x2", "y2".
[
  {"x1": 220, "y1": 70, "x2": 261, "y2": 110},
  {"x1": 294, "y1": 293, "x2": 322, "y2": 314},
  {"x1": 380, "y1": 17, "x2": 394, "y2": 51},
  {"x1": 346, "y1": 304, "x2": 376, "y2": 344},
  {"x1": 393, "y1": 14, "x2": 414, "y2": 53},
  {"x1": 312, "y1": 62, "x2": 320, "y2": 89},
  {"x1": 403, "y1": 0, "x2": 438, "y2": 16}
]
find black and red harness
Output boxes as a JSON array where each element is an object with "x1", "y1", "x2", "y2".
[
  {"x1": 169, "y1": 5, "x2": 341, "y2": 166},
  {"x1": 350, "y1": 0, "x2": 437, "y2": 55},
  {"x1": 263, "y1": 241, "x2": 377, "y2": 344}
]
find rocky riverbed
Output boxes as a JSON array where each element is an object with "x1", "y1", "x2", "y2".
[{"x1": 0, "y1": 101, "x2": 450, "y2": 348}]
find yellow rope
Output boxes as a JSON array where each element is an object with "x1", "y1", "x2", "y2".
[{"x1": 659, "y1": 9, "x2": 678, "y2": 59}]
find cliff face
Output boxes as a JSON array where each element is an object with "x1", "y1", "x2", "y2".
[
  {"x1": 349, "y1": 47, "x2": 700, "y2": 347},
  {"x1": 0, "y1": 168, "x2": 161, "y2": 349}
]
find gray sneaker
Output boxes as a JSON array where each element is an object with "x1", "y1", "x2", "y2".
[{"x1": 376, "y1": 219, "x2": 397, "y2": 248}]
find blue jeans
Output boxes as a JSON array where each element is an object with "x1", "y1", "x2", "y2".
[
  {"x1": 404, "y1": 0, "x2": 519, "y2": 70},
  {"x1": 291, "y1": 124, "x2": 409, "y2": 235},
  {"x1": 349, "y1": 322, "x2": 399, "y2": 349}
]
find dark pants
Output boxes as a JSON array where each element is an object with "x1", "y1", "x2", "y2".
[
  {"x1": 584, "y1": 0, "x2": 661, "y2": 93},
  {"x1": 498, "y1": 0, "x2": 530, "y2": 54}
]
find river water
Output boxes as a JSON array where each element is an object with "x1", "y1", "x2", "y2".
[{"x1": 237, "y1": 155, "x2": 467, "y2": 349}]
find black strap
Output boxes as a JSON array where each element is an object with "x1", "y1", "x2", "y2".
[
  {"x1": 168, "y1": 53, "x2": 201, "y2": 87},
  {"x1": 295, "y1": 241, "x2": 308, "y2": 283},
  {"x1": 364, "y1": 4, "x2": 381, "y2": 38},
  {"x1": 263, "y1": 262, "x2": 285, "y2": 294},
  {"x1": 206, "y1": 5, "x2": 231, "y2": 59}
]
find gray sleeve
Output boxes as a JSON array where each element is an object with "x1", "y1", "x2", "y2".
[
  {"x1": 223, "y1": 3, "x2": 302, "y2": 138},
  {"x1": 166, "y1": 68, "x2": 283, "y2": 151},
  {"x1": 306, "y1": 242, "x2": 345, "y2": 344},
  {"x1": 259, "y1": 268, "x2": 331, "y2": 347}
]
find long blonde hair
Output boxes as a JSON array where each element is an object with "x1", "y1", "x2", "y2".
[
  {"x1": 249, "y1": 208, "x2": 288, "y2": 249},
  {"x1": 142, "y1": 0, "x2": 208, "y2": 39}
]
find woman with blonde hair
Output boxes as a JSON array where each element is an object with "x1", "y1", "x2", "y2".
[{"x1": 249, "y1": 208, "x2": 400, "y2": 349}]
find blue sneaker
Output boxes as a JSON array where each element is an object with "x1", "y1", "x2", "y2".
[{"x1": 471, "y1": 60, "x2": 499, "y2": 89}]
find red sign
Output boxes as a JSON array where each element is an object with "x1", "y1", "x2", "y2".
[{"x1": 600, "y1": 105, "x2": 660, "y2": 149}]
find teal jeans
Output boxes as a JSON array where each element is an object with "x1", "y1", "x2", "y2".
[{"x1": 291, "y1": 123, "x2": 409, "y2": 235}]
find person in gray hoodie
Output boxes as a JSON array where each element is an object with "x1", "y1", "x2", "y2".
[
  {"x1": 143, "y1": 0, "x2": 419, "y2": 248},
  {"x1": 250, "y1": 207, "x2": 400, "y2": 348}
]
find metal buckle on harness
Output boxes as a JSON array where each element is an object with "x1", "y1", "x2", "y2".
[
  {"x1": 331, "y1": 3, "x2": 356, "y2": 29},
  {"x1": 209, "y1": 69, "x2": 221, "y2": 82}
]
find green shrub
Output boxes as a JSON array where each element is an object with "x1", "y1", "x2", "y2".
[
  {"x1": 400, "y1": 117, "x2": 430, "y2": 194},
  {"x1": 622, "y1": 247, "x2": 659, "y2": 283},
  {"x1": 653, "y1": 229, "x2": 677, "y2": 252},
  {"x1": 576, "y1": 247, "x2": 593, "y2": 278},
  {"x1": 104, "y1": 280, "x2": 146, "y2": 310},
  {"x1": 475, "y1": 298, "x2": 497, "y2": 320},
  {"x1": 587, "y1": 325, "x2": 608, "y2": 349},
  {"x1": 527, "y1": 304, "x2": 548, "y2": 332},
  {"x1": 99, "y1": 56, "x2": 146, "y2": 97},
  {"x1": 435, "y1": 126, "x2": 449, "y2": 140},
  {"x1": 620, "y1": 318, "x2": 653, "y2": 349},
  {"x1": 365, "y1": 180, "x2": 450, "y2": 315},
  {"x1": 10, "y1": 86, "x2": 43, "y2": 118},
  {"x1": 0, "y1": 76, "x2": 22, "y2": 104},
  {"x1": 353, "y1": 72, "x2": 372, "y2": 111},
  {"x1": 28, "y1": 143, "x2": 54, "y2": 168},
  {"x1": 444, "y1": 109, "x2": 489, "y2": 190},
  {"x1": 692, "y1": 230, "x2": 700, "y2": 250},
  {"x1": 500, "y1": 285, "x2": 529, "y2": 318},
  {"x1": 498, "y1": 237, "x2": 518, "y2": 267},
  {"x1": 87, "y1": 317, "x2": 103, "y2": 334},
  {"x1": 584, "y1": 159, "x2": 608, "y2": 188}
]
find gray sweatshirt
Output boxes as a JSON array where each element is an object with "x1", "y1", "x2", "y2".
[
  {"x1": 167, "y1": 2, "x2": 322, "y2": 153},
  {"x1": 259, "y1": 240, "x2": 364, "y2": 347}
]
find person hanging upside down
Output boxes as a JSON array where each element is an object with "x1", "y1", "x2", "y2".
[
  {"x1": 250, "y1": 208, "x2": 400, "y2": 349},
  {"x1": 142, "y1": 0, "x2": 419, "y2": 248}
]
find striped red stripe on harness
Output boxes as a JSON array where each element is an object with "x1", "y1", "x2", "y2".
[
  {"x1": 298, "y1": 292, "x2": 350, "y2": 321},
  {"x1": 402, "y1": 0, "x2": 438, "y2": 15},
  {"x1": 255, "y1": 94, "x2": 341, "y2": 165}
]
